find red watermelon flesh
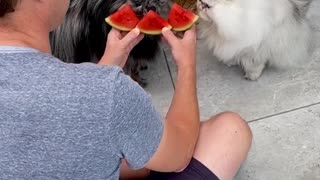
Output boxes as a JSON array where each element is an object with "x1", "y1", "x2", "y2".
[
  {"x1": 137, "y1": 10, "x2": 172, "y2": 35},
  {"x1": 105, "y1": 4, "x2": 139, "y2": 31},
  {"x1": 168, "y1": 3, "x2": 199, "y2": 31}
]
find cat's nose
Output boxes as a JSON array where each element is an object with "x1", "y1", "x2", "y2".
[{"x1": 146, "y1": 5, "x2": 157, "y2": 12}]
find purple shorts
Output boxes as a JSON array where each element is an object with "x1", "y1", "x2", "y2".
[{"x1": 147, "y1": 158, "x2": 219, "y2": 180}]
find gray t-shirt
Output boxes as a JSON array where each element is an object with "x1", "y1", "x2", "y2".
[{"x1": 0, "y1": 46, "x2": 164, "y2": 179}]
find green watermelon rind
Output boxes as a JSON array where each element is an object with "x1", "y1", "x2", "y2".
[
  {"x1": 137, "y1": 11, "x2": 172, "y2": 35},
  {"x1": 105, "y1": 17, "x2": 133, "y2": 31},
  {"x1": 168, "y1": 3, "x2": 199, "y2": 32},
  {"x1": 104, "y1": 5, "x2": 139, "y2": 32},
  {"x1": 172, "y1": 15, "x2": 199, "y2": 31},
  {"x1": 139, "y1": 24, "x2": 172, "y2": 35}
]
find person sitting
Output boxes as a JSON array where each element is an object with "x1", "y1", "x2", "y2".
[{"x1": 0, "y1": 0, "x2": 252, "y2": 179}]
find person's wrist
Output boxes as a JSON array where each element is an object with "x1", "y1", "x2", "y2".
[
  {"x1": 176, "y1": 66, "x2": 196, "y2": 82},
  {"x1": 177, "y1": 62, "x2": 196, "y2": 74},
  {"x1": 98, "y1": 56, "x2": 111, "y2": 65},
  {"x1": 175, "y1": 65, "x2": 197, "y2": 88}
]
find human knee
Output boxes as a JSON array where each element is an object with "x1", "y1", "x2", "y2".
[
  {"x1": 217, "y1": 111, "x2": 251, "y2": 138},
  {"x1": 205, "y1": 111, "x2": 252, "y2": 143}
]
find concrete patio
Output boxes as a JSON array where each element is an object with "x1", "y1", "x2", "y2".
[{"x1": 142, "y1": 0, "x2": 320, "y2": 179}]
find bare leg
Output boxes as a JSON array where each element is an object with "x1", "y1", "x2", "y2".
[
  {"x1": 120, "y1": 112, "x2": 252, "y2": 179},
  {"x1": 193, "y1": 112, "x2": 252, "y2": 180}
]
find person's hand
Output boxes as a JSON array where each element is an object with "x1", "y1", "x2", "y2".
[
  {"x1": 98, "y1": 28, "x2": 144, "y2": 68},
  {"x1": 161, "y1": 26, "x2": 197, "y2": 71}
]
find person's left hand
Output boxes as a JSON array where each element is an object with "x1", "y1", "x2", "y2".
[{"x1": 98, "y1": 28, "x2": 144, "y2": 68}]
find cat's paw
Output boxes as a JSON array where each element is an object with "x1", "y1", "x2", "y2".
[
  {"x1": 136, "y1": 78, "x2": 148, "y2": 87},
  {"x1": 241, "y1": 61, "x2": 265, "y2": 81},
  {"x1": 131, "y1": 72, "x2": 148, "y2": 87},
  {"x1": 244, "y1": 70, "x2": 262, "y2": 81},
  {"x1": 140, "y1": 64, "x2": 148, "y2": 71}
]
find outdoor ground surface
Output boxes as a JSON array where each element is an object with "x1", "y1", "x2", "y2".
[{"x1": 142, "y1": 1, "x2": 320, "y2": 179}]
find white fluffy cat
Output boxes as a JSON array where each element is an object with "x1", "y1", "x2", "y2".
[{"x1": 197, "y1": 0, "x2": 313, "y2": 80}]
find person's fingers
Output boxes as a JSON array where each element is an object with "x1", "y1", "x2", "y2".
[
  {"x1": 120, "y1": 31, "x2": 129, "y2": 38},
  {"x1": 108, "y1": 28, "x2": 122, "y2": 40},
  {"x1": 128, "y1": 34, "x2": 144, "y2": 49},
  {"x1": 183, "y1": 26, "x2": 197, "y2": 42},
  {"x1": 119, "y1": 34, "x2": 144, "y2": 67},
  {"x1": 161, "y1": 27, "x2": 179, "y2": 47},
  {"x1": 121, "y1": 28, "x2": 140, "y2": 46}
]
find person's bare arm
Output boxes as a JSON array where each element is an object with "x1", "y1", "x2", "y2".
[
  {"x1": 115, "y1": 27, "x2": 199, "y2": 177},
  {"x1": 144, "y1": 27, "x2": 200, "y2": 172}
]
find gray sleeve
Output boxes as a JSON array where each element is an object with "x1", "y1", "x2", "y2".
[{"x1": 110, "y1": 70, "x2": 164, "y2": 169}]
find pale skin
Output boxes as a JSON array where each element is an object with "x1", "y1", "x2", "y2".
[
  {"x1": 0, "y1": 1, "x2": 252, "y2": 179},
  {"x1": 118, "y1": 27, "x2": 253, "y2": 180}
]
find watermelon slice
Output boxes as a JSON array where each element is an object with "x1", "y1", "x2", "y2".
[
  {"x1": 167, "y1": 3, "x2": 199, "y2": 31},
  {"x1": 137, "y1": 10, "x2": 172, "y2": 35},
  {"x1": 105, "y1": 4, "x2": 139, "y2": 31}
]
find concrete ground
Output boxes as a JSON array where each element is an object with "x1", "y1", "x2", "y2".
[{"x1": 142, "y1": 0, "x2": 320, "y2": 179}]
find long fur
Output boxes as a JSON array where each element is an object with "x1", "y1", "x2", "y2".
[
  {"x1": 197, "y1": 0, "x2": 313, "y2": 80},
  {"x1": 50, "y1": 0, "x2": 168, "y2": 84}
]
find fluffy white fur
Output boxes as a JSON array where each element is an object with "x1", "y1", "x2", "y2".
[{"x1": 197, "y1": 0, "x2": 313, "y2": 80}]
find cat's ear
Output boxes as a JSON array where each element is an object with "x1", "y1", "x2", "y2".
[{"x1": 291, "y1": 0, "x2": 312, "y2": 17}]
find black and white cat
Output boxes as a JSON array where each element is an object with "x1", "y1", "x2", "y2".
[{"x1": 50, "y1": 0, "x2": 168, "y2": 85}]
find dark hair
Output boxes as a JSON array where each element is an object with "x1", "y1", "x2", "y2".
[
  {"x1": 50, "y1": 0, "x2": 163, "y2": 86},
  {"x1": 0, "y1": 0, "x2": 18, "y2": 17}
]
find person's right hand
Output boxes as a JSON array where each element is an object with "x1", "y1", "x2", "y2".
[
  {"x1": 161, "y1": 26, "x2": 197, "y2": 71},
  {"x1": 98, "y1": 28, "x2": 144, "y2": 68}
]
